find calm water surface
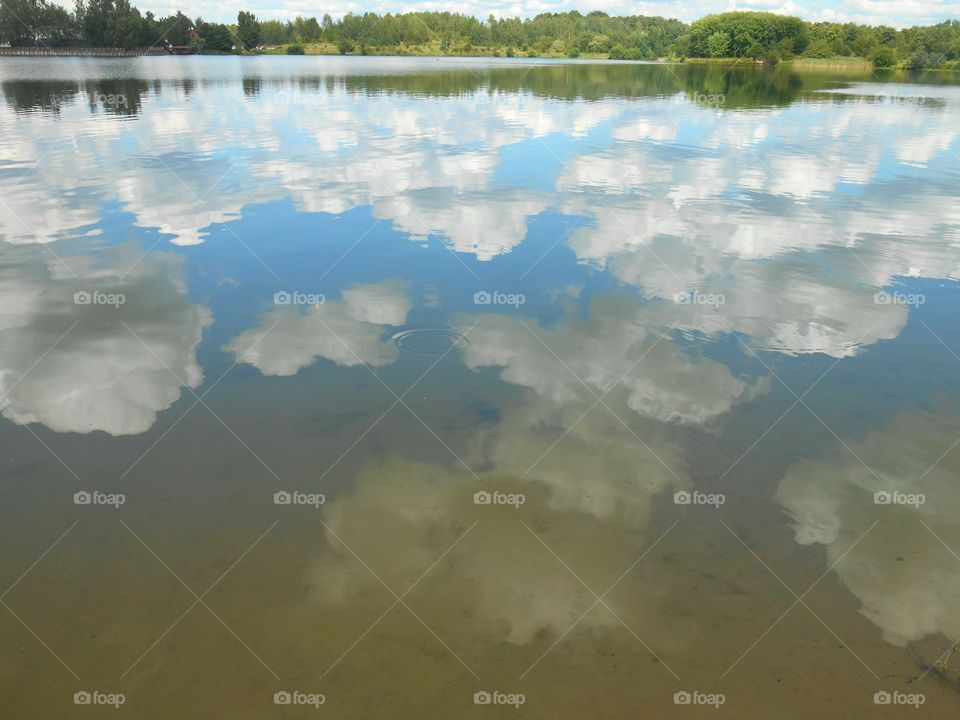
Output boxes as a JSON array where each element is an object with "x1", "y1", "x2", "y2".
[{"x1": 1, "y1": 56, "x2": 959, "y2": 718}]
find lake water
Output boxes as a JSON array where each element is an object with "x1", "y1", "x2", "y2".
[{"x1": 0, "y1": 56, "x2": 958, "y2": 718}]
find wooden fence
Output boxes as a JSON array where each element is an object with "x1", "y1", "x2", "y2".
[{"x1": 0, "y1": 47, "x2": 167, "y2": 57}]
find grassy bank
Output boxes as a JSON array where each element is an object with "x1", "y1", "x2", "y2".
[
  {"x1": 260, "y1": 42, "x2": 591, "y2": 58},
  {"x1": 674, "y1": 56, "x2": 952, "y2": 71},
  {"x1": 790, "y1": 57, "x2": 873, "y2": 68},
  {"x1": 261, "y1": 44, "x2": 958, "y2": 71},
  {"x1": 680, "y1": 56, "x2": 872, "y2": 70}
]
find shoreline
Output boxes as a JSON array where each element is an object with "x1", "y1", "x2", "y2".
[
  {"x1": 2, "y1": 45, "x2": 958, "y2": 72},
  {"x1": 0, "y1": 47, "x2": 166, "y2": 57}
]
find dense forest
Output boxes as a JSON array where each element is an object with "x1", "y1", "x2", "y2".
[
  {"x1": 1, "y1": 1, "x2": 958, "y2": 70},
  {"x1": 677, "y1": 12, "x2": 959, "y2": 69}
]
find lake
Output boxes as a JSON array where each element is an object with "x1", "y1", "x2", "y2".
[{"x1": 0, "y1": 55, "x2": 958, "y2": 717}]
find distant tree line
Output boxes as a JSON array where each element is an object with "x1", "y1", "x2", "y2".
[
  {"x1": 298, "y1": 11, "x2": 689, "y2": 59},
  {"x1": 0, "y1": 0, "x2": 238, "y2": 51},
  {"x1": 1, "y1": 3, "x2": 958, "y2": 68},
  {"x1": 675, "y1": 12, "x2": 960, "y2": 68}
]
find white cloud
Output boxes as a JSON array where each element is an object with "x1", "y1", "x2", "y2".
[
  {"x1": 0, "y1": 245, "x2": 211, "y2": 435},
  {"x1": 458, "y1": 303, "x2": 769, "y2": 428},
  {"x1": 308, "y1": 442, "x2": 684, "y2": 645},
  {"x1": 555, "y1": 94, "x2": 960, "y2": 357},
  {"x1": 224, "y1": 280, "x2": 411, "y2": 375},
  {"x1": 776, "y1": 409, "x2": 960, "y2": 646}
]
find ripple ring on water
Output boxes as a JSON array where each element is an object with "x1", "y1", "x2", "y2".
[{"x1": 388, "y1": 328, "x2": 469, "y2": 355}]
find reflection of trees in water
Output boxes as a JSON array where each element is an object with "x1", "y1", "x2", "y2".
[
  {"x1": 1, "y1": 79, "x2": 80, "y2": 114},
  {"x1": 296, "y1": 76, "x2": 322, "y2": 94},
  {"x1": 3, "y1": 62, "x2": 959, "y2": 116},
  {"x1": 331, "y1": 63, "x2": 875, "y2": 108},
  {"x1": 172, "y1": 78, "x2": 195, "y2": 96},
  {"x1": 2, "y1": 78, "x2": 148, "y2": 115},
  {"x1": 84, "y1": 79, "x2": 148, "y2": 116},
  {"x1": 679, "y1": 64, "x2": 806, "y2": 108},
  {"x1": 337, "y1": 64, "x2": 684, "y2": 101},
  {"x1": 330, "y1": 63, "x2": 959, "y2": 108},
  {"x1": 242, "y1": 76, "x2": 262, "y2": 97}
]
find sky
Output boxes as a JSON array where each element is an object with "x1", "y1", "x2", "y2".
[{"x1": 52, "y1": 0, "x2": 960, "y2": 31}]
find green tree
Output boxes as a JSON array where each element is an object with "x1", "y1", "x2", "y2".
[
  {"x1": 0, "y1": 0, "x2": 40, "y2": 46},
  {"x1": 1, "y1": 0, "x2": 76, "y2": 46},
  {"x1": 872, "y1": 46, "x2": 895, "y2": 67},
  {"x1": 706, "y1": 31, "x2": 730, "y2": 57},
  {"x1": 156, "y1": 11, "x2": 193, "y2": 46},
  {"x1": 75, "y1": 0, "x2": 143, "y2": 48},
  {"x1": 805, "y1": 38, "x2": 833, "y2": 58},
  {"x1": 300, "y1": 16, "x2": 320, "y2": 41},
  {"x1": 907, "y1": 50, "x2": 945, "y2": 69},
  {"x1": 684, "y1": 12, "x2": 806, "y2": 59},
  {"x1": 197, "y1": 19, "x2": 233, "y2": 52},
  {"x1": 259, "y1": 19, "x2": 287, "y2": 45},
  {"x1": 236, "y1": 10, "x2": 261, "y2": 50}
]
